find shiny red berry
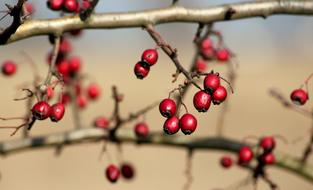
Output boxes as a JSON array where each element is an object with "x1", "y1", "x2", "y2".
[
  {"x1": 259, "y1": 136, "x2": 276, "y2": 152},
  {"x1": 121, "y1": 163, "x2": 135, "y2": 180},
  {"x1": 87, "y1": 84, "x2": 101, "y2": 100},
  {"x1": 220, "y1": 156, "x2": 233, "y2": 168},
  {"x1": 201, "y1": 38, "x2": 213, "y2": 50},
  {"x1": 216, "y1": 48, "x2": 230, "y2": 62},
  {"x1": 94, "y1": 116, "x2": 110, "y2": 129},
  {"x1": 76, "y1": 95, "x2": 87, "y2": 108},
  {"x1": 195, "y1": 58, "x2": 207, "y2": 73},
  {"x1": 2, "y1": 61, "x2": 17, "y2": 76},
  {"x1": 134, "y1": 122, "x2": 149, "y2": 138},
  {"x1": 47, "y1": 0, "x2": 64, "y2": 10},
  {"x1": 179, "y1": 113, "x2": 197, "y2": 135},
  {"x1": 106, "y1": 164, "x2": 120, "y2": 183},
  {"x1": 212, "y1": 86, "x2": 227, "y2": 105},
  {"x1": 260, "y1": 153, "x2": 275, "y2": 165},
  {"x1": 238, "y1": 146, "x2": 253, "y2": 164},
  {"x1": 57, "y1": 60, "x2": 70, "y2": 76},
  {"x1": 290, "y1": 89, "x2": 308, "y2": 105},
  {"x1": 68, "y1": 56, "x2": 81, "y2": 73},
  {"x1": 32, "y1": 101, "x2": 51, "y2": 120},
  {"x1": 159, "y1": 98, "x2": 176, "y2": 118},
  {"x1": 163, "y1": 116, "x2": 180, "y2": 135},
  {"x1": 49, "y1": 103, "x2": 65, "y2": 122},
  {"x1": 134, "y1": 62, "x2": 150, "y2": 79},
  {"x1": 141, "y1": 49, "x2": 158, "y2": 66},
  {"x1": 203, "y1": 73, "x2": 220, "y2": 93},
  {"x1": 193, "y1": 91, "x2": 211, "y2": 112},
  {"x1": 63, "y1": 0, "x2": 78, "y2": 12}
]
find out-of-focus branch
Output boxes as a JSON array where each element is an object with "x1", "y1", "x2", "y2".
[{"x1": 3, "y1": 0, "x2": 313, "y2": 44}]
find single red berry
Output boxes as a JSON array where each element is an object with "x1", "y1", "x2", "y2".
[
  {"x1": 32, "y1": 101, "x2": 51, "y2": 120},
  {"x1": 163, "y1": 116, "x2": 180, "y2": 135},
  {"x1": 2, "y1": 60, "x2": 17, "y2": 76},
  {"x1": 212, "y1": 86, "x2": 227, "y2": 105},
  {"x1": 47, "y1": 0, "x2": 64, "y2": 10},
  {"x1": 63, "y1": 0, "x2": 79, "y2": 12},
  {"x1": 238, "y1": 146, "x2": 254, "y2": 164},
  {"x1": 259, "y1": 136, "x2": 276, "y2": 152},
  {"x1": 260, "y1": 153, "x2": 275, "y2": 165},
  {"x1": 201, "y1": 48, "x2": 215, "y2": 60},
  {"x1": 179, "y1": 113, "x2": 197, "y2": 135},
  {"x1": 46, "y1": 86, "x2": 54, "y2": 100},
  {"x1": 290, "y1": 89, "x2": 308, "y2": 105},
  {"x1": 61, "y1": 93, "x2": 71, "y2": 105},
  {"x1": 106, "y1": 164, "x2": 120, "y2": 183},
  {"x1": 81, "y1": 0, "x2": 91, "y2": 10},
  {"x1": 216, "y1": 48, "x2": 230, "y2": 62},
  {"x1": 134, "y1": 122, "x2": 149, "y2": 138},
  {"x1": 195, "y1": 58, "x2": 207, "y2": 73},
  {"x1": 76, "y1": 95, "x2": 87, "y2": 108},
  {"x1": 87, "y1": 84, "x2": 101, "y2": 100},
  {"x1": 59, "y1": 38, "x2": 72, "y2": 55},
  {"x1": 49, "y1": 103, "x2": 65, "y2": 122},
  {"x1": 25, "y1": 2, "x2": 34, "y2": 14},
  {"x1": 159, "y1": 98, "x2": 176, "y2": 118},
  {"x1": 134, "y1": 62, "x2": 150, "y2": 79},
  {"x1": 94, "y1": 116, "x2": 110, "y2": 129},
  {"x1": 57, "y1": 60, "x2": 70, "y2": 76},
  {"x1": 120, "y1": 163, "x2": 135, "y2": 180},
  {"x1": 141, "y1": 49, "x2": 158, "y2": 66},
  {"x1": 203, "y1": 73, "x2": 220, "y2": 93},
  {"x1": 193, "y1": 91, "x2": 211, "y2": 112},
  {"x1": 201, "y1": 38, "x2": 213, "y2": 50},
  {"x1": 68, "y1": 56, "x2": 81, "y2": 73},
  {"x1": 220, "y1": 156, "x2": 233, "y2": 168}
]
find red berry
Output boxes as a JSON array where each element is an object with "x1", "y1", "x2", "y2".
[
  {"x1": 179, "y1": 113, "x2": 197, "y2": 135},
  {"x1": 68, "y1": 56, "x2": 81, "y2": 73},
  {"x1": 81, "y1": 0, "x2": 91, "y2": 10},
  {"x1": 49, "y1": 103, "x2": 65, "y2": 122},
  {"x1": 193, "y1": 91, "x2": 211, "y2": 112},
  {"x1": 47, "y1": 0, "x2": 64, "y2": 10},
  {"x1": 159, "y1": 98, "x2": 176, "y2": 118},
  {"x1": 94, "y1": 116, "x2": 110, "y2": 129},
  {"x1": 260, "y1": 153, "x2": 275, "y2": 165},
  {"x1": 46, "y1": 86, "x2": 54, "y2": 100},
  {"x1": 63, "y1": 0, "x2": 78, "y2": 12},
  {"x1": 195, "y1": 58, "x2": 207, "y2": 73},
  {"x1": 290, "y1": 89, "x2": 308, "y2": 105},
  {"x1": 201, "y1": 38, "x2": 213, "y2": 50},
  {"x1": 2, "y1": 60, "x2": 17, "y2": 76},
  {"x1": 216, "y1": 48, "x2": 230, "y2": 62},
  {"x1": 120, "y1": 163, "x2": 135, "y2": 180},
  {"x1": 61, "y1": 93, "x2": 71, "y2": 105},
  {"x1": 76, "y1": 95, "x2": 87, "y2": 108},
  {"x1": 201, "y1": 48, "x2": 215, "y2": 60},
  {"x1": 59, "y1": 38, "x2": 72, "y2": 55},
  {"x1": 57, "y1": 60, "x2": 70, "y2": 76},
  {"x1": 134, "y1": 62, "x2": 150, "y2": 79},
  {"x1": 212, "y1": 86, "x2": 227, "y2": 105},
  {"x1": 87, "y1": 84, "x2": 101, "y2": 100},
  {"x1": 238, "y1": 146, "x2": 253, "y2": 164},
  {"x1": 25, "y1": 2, "x2": 34, "y2": 14},
  {"x1": 203, "y1": 73, "x2": 220, "y2": 93},
  {"x1": 220, "y1": 156, "x2": 233, "y2": 168},
  {"x1": 134, "y1": 122, "x2": 149, "y2": 138},
  {"x1": 32, "y1": 101, "x2": 51, "y2": 120},
  {"x1": 141, "y1": 49, "x2": 158, "y2": 66},
  {"x1": 163, "y1": 116, "x2": 180, "y2": 135},
  {"x1": 259, "y1": 136, "x2": 276, "y2": 152},
  {"x1": 106, "y1": 164, "x2": 120, "y2": 183}
]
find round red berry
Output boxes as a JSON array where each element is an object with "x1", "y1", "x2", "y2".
[
  {"x1": 25, "y1": 2, "x2": 34, "y2": 14},
  {"x1": 57, "y1": 60, "x2": 70, "y2": 76},
  {"x1": 201, "y1": 38, "x2": 213, "y2": 50},
  {"x1": 61, "y1": 93, "x2": 71, "y2": 105},
  {"x1": 141, "y1": 49, "x2": 158, "y2": 66},
  {"x1": 216, "y1": 48, "x2": 230, "y2": 62},
  {"x1": 290, "y1": 89, "x2": 308, "y2": 105},
  {"x1": 193, "y1": 91, "x2": 211, "y2": 112},
  {"x1": 159, "y1": 98, "x2": 176, "y2": 118},
  {"x1": 134, "y1": 122, "x2": 149, "y2": 138},
  {"x1": 87, "y1": 84, "x2": 101, "y2": 100},
  {"x1": 260, "y1": 153, "x2": 275, "y2": 165},
  {"x1": 32, "y1": 101, "x2": 51, "y2": 120},
  {"x1": 94, "y1": 116, "x2": 110, "y2": 129},
  {"x1": 63, "y1": 0, "x2": 79, "y2": 12},
  {"x1": 238, "y1": 146, "x2": 254, "y2": 164},
  {"x1": 76, "y1": 95, "x2": 87, "y2": 108},
  {"x1": 163, "y1": 116, "x2": 180, "y2": 135},
  {"x1": 59, "y1": 38, "x2": 72, "y2": 55},
  {"x1": 179, "y1": 113, "x2": 197, "y2": 135},
  {"x1": 49, "y1": 103, "x2": 65, "y2": 122},
  {"x1": 203, "y1": 73, "x2": 220, "y2": 93},
  {"x1": 106, "y1": 164, "x2": 120, "y2": 183},
  {"x1": 220, "y1": 156, "x2": 233, "y2": 168},
  {"x1": 47, "y1": 0, "x2": 64, "y2": 10},
  {"x1": 195, "y1": 58, "x2": 207, "y2": 73},
  {"x1": 134, "y1": 62, "x2": 150, "y2": 79},
  {"x1": 120, "y1": 163, "x2": 135, "y2": 180},
  {"x1": 259, "y1": 136, "x2": 276, "y2": 152},
  {"x1": 2, "y1": 61, "x2": 17, "y2": 76},
  {"x1": 68, "y1": 56, "x2": 81, "y2": 73},
  {"x1": 212, "y1": 86, "x2": 227, "y2": 105}
]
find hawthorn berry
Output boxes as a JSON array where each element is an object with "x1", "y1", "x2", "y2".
[
  {"x1": 134, "y1": 122, "x2": 149, "y2": 138},
  {"x1": 259, "y1": 136, "x2": 276, "y2": 152},
  {"x1": 216, "y1": 48, "x2": 230, "y2": 62},
  {"x1": 46, "y1": 86, "x2": 54, "y2": 100},
  {"x1": 134, "y1": 62, "x2": 150, "y2": 79},
  {"x1": 179, "y1": 113, "x2": 197, "y2": 135},
  {"x1": 2, "y1": 61, "x2": 17, "y2": 76},
  {"x1": 61, "y1": 93, "x2": 71, "y2": 105},
  {"x1": 94, "y1": 116, "x2": 110, "y2": 129},
  {"x1": 49, "y1": 103, "x2": 65, "y2": 122},
  {"x1": 25, "y1": 2, "x2": 34, "y2": 14},
  {"x1": 260, "y1": 153, "x2": 275, "y2": 165},
  {"x1": 63, "y1": 0, "x2": 79, "y2": 12},
  {"x1": 87, "y1": 84, "x2": 101, "y2": 100},
  {"x1": 212, "y1": 86, "x2": 227, "y2": 105},
  {"x1": 76, "y1": 95, "x2": 87, "y2": 108},
  {"x1": 193, "y1": 91, "x2": 211, "y2": 112},
  {"x1": 163, "y1": 116, "x2": 180, "y2": 135},
  {"x1": 203, "y1": 73, "x2": 220, "y2": 93},
  {"x1": 141, "y1": 49, "x2": 158, "y2": 66},
  {"x1": 32, "y1": 101, "x2": 51, "y2": 120},
  {"x1": 68, "y1": 56, "x2": 81, "y2": 73},
  {"x1": 290, "y1": 89, "x2": 308, "y2": 105},
  {"x1": 159, "y1": 98, "x2": 176, "y2": 118},
  {"x1": 59, "y1": 38, "x2": 72, "y2": 55},
  {"x1": 195, "y1": 58, "x2": 207, "y2": 73},
  {"x1": 201, "y1": 38, "x2": 213, "y2": 50},
  {"x1": 220, "y1": 156, "x2": 233, "y2": 168},
  {"x1": 81, "y1": 0, "x2": 91, "y2": 10},
  {"x1": 121, "y1": 163, "x2": 135, "y2": 180},
  {"x1": 47, "y1": 0, "x2": 64, "y2": 10},
  {"x1": 238, "y1": 146, "x2": 254, "y2": 164},
  {"x1": 106, "y1": 164, "x2": 120, "y2": 183},
  {"x1": 57, "y1": 60, "x2": 70, "y2": 76}
]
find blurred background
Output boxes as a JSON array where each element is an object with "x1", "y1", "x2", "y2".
[{"x1": 0, "y1": 0, "x2": 312, "y2": 189}]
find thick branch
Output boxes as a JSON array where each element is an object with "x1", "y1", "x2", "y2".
[
  {"x1": 0, "y1": 128, "x2": 312, "y2": 183},
  {"x1": 4, "y1": 0, "x2": 313, "y2": 44}
]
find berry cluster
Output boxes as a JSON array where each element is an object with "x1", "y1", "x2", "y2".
[
  {"x1": 134, "y1": 49, "x2": 158, "y2": 79},
  {"x1": 32, "y1": 101, "x2": 65, "y2": 122},
  {"x1": 47, "y1": 0, "x2": 91, "y2": 13},
  {"x1": 199, "y1": 37, "x2": 231, "y2": 62},
  {"x1": 105, "y1": 163, "x2": 135, "y2": 183}
]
